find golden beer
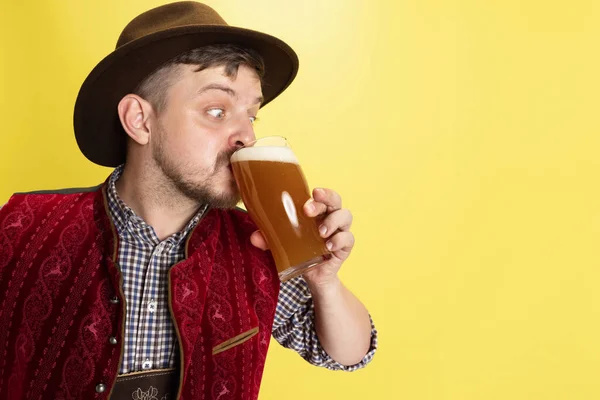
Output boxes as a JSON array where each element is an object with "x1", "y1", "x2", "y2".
[{"x1": 231, "y1": 142, "x2": 329, "y2": 281}]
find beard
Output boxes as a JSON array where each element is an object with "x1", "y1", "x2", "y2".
[{"x1": 151, "y1": 132, "x2": 241, "y2": 209}]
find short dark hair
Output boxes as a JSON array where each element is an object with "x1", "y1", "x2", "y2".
[{"x1": 134, "y1": 44, "x2": 265, "y2": 112}]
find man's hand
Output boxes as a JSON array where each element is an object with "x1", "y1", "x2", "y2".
[
  {"x1": 250, "y1": 187, "x2": 372, "y2": 366},
  {"x1": 249, "y1": 187, "x2": 355, "y2": 287}
]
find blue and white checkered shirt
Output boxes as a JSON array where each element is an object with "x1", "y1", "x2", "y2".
[{"x1": 105, "y1": 166, "x2": 377, "y2": 374}]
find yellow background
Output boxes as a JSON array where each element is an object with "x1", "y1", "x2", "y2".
[{"x1": 1, "y1": 0, "x2": 599, "y2": 399}]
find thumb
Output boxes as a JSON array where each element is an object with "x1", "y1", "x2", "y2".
[{"x1": 250, "y1": 230, "x2": 269, "y2": 251}]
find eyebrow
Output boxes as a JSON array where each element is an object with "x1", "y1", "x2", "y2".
[{"x1": 197, "y1": 83, "x2": 264, "y2": 106}]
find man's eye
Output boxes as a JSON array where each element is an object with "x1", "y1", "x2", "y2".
[
  {"x1": 249, "y1": 116, "x2": 258, "y2": 124},
  {"x1": 207, "y1": 108, "x2": 225, "y2": 119}
]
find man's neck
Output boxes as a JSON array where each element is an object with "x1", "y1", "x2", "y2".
[{"x1": 114, "y1": 164, "x2": 201, "y2": 241}]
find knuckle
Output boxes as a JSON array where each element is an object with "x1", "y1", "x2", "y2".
[
  {"x1": 343, "y1": 232, "x2": 355, "y2": 246},
  {"x1": 334, "y1": 192, "x2": 342, "y2": 205}
]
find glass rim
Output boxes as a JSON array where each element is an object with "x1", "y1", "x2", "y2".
[{"x1": 235, "y1": 135, "x2": 290, "y2": 152}]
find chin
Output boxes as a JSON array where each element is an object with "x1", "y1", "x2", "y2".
[
  {"x1": 195, "y1": 166, "x2": 240, "y2": 209},
  {"x1": 208, "y1": 194, "x2": 240, "y2": 209},
  {"x1": 207, "y1": 183, "x2": 241, "y2": 209}
]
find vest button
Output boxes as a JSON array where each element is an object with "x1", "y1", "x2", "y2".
[
  {"x1": 96, "y1": 383, "x2": 106, "y2": 393},
  {"x1": 109, "y1": 296, "x2": 119, "y2": 304},
  {"x1": 109, "y1": 336, "x2": 118, "y2": 345}
]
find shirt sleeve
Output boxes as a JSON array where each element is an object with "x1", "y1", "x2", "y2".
[{"x1": 271, "y1": 276, "x2": 378, "y2": 371}]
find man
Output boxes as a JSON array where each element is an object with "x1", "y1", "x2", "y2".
[{"x1": 0, "y1": 2, "x2": 377, "y2": 399}]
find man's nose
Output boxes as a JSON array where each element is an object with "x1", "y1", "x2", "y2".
[{"x1": 228, "y1": 114, "x2": 256, "y2": 150}]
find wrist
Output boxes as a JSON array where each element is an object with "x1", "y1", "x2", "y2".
[{"x1": 305, "y1": 274, "x2": 342, "y2": 298}]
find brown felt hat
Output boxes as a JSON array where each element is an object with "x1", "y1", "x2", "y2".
[{"x1": 74, "y1": 1, "x2": 299, "y2": 167}]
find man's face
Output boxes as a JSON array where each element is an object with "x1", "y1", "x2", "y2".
[{"x1": 150, "y1": 64, "x2": 262, "y2": 208}]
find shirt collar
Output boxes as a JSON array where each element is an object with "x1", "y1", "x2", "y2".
[{"x1": 106, "y1": 165, "x2": 207, "y2": 246}]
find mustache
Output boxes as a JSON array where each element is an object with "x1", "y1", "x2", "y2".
[{"x1": 216, "y1": 149, "x2": 237, "y2": 169}]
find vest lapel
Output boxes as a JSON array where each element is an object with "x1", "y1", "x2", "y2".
[{"x1": 168, "y1": 209, "x2": 220, "y2": 380}]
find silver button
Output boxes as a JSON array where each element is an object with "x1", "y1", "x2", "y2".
[
  {"x1": 96, "y1": 383, "x2": 106, "y2": 393},
  {"x1": 109, "y1": 336, "x2": 117, "y2": 345},
  {"x1": 147, "y1": 299, "x2": 157, "y2": 313},
  {"x1": 109, "y1": 296, "x2": 119, "y2": 304},
  {"x1": 142, "y1": 359, "x2": 152, "y2": 370}
]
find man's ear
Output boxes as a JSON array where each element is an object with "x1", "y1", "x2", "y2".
[{"x1": 117, "y1": 94, "x2": 154, "y2": 146}]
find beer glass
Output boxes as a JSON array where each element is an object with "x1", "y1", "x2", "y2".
[{"x1": 230, "y1": 136, "x2": 331, "y2": 281}]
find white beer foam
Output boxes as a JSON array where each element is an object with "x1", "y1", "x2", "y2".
[{"x1": 231, "y1": 146, "x2": 299, "y2": 165}]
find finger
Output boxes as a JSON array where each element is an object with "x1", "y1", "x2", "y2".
[
  {"x1": 325, "y1": 231, "x2": 355, "y2": 261},
  {"x1": 318, "y1": 208, "x2": 353, "y2": 238},
  {"x1": 304, "y1": 198, "x2": 328, "y2": 217},
  {"x1": 312, "y1": 188, "x2": 342, "y2": 212},
  {"x1": 250, "y1": 230, "x2": 269, "y2": 251}
]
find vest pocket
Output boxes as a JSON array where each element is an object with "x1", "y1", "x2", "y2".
[{"x1": 212, "y1": 326, "x2": 259, "y2": 355}]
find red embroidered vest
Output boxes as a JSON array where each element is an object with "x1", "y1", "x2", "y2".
[{"x1": 0, "y1": 185, "x2": 280, "y2": 399}]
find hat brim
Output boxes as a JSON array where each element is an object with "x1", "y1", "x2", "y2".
[{"x1": 74, "y1": 25, "x2": 299, "y2": 167}]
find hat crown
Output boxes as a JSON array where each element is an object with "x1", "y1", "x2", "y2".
[{"x1": 117, "y1": 2, "x2": 228, "y2": 48}]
